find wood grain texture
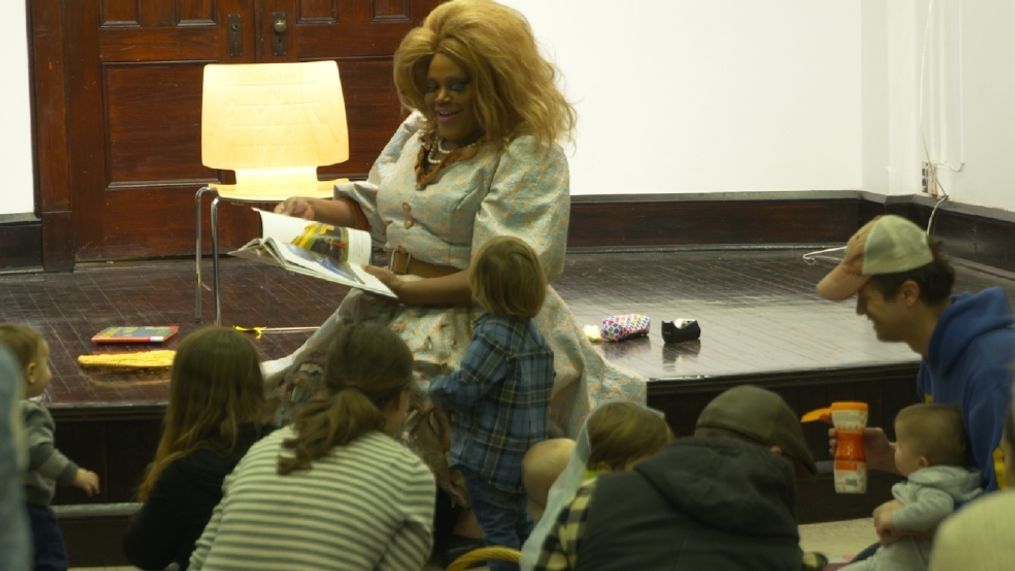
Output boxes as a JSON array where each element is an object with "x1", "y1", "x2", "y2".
[{"x1": 35, "y1": 0, "x2": 441, "y2": 263}]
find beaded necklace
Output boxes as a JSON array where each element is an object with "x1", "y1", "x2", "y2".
[{"x1": 426, "y1": 136, "x2": 479, "y2": 165}]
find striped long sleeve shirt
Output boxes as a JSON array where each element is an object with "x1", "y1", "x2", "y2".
[{"x1": 189, "y1": 427, "x2": 435, "y2": 571}]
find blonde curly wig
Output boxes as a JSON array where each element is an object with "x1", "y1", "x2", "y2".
[{"x1": 393, "y1": 0, "x2": 576, "y2": 148}]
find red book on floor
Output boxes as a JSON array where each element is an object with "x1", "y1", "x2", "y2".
[{"x1": 90, "y1": 325, "x2": 180, "y2": 344}]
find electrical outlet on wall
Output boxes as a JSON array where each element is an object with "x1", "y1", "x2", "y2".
[{"x1": 922, "y1": 162, "x2": 938, "y2": 197}]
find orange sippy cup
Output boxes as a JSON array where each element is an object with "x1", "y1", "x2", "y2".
[{"x1": 802, "y1": 401, "x2": 868, "y2": 494}]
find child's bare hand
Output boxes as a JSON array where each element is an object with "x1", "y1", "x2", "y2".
[
  {"x1": 73, "y1": 468, "x2": 100, "y2": 496},
  {"x1": 876, "y1": 526, "x2": 898, "y2": 545},
  {"x1": 873, "y1": 499, "x2": 903, "y2": 544},
  {"x1": 874, "y1": 508, "x2": 894, "y2": 535}
]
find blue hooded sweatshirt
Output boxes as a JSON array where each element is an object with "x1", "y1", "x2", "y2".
[{"x1": 917, "y1": 287, "x2": 1015, "y2": 491}]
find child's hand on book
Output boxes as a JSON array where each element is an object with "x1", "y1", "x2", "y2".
[
  {"x1": 274, "y1": 197, "x2": 317, "y2": 220},
  {"x1": 72, "y1": 468, "x2": 100, "y2": 496}
]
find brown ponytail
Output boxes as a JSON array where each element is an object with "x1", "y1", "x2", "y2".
[{"x1": 278, "y1": 323, "x2": 413, "y2": 474}]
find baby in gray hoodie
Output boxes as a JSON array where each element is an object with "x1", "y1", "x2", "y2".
[{"x1": 844, "y1": 403, "x2": 982, "y2": 571}]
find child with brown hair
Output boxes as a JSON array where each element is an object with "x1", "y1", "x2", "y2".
[
  {"x1": 123, "y1": 326, "x2": 272, "y2": 571},
  {"x1": 429, "y1": 236, "x2": 555, "y2": 570},
  {"x1": 519, "y1": 400, "x2": 672, "y2": 569},
  {"x1": 585, "y1": 401, "x2": 673, "y2": 472},
  {"x1": 0, "y1": 323, "x2": 100, "y2": 571},
  {"x1": 189, "y1": 323, "x2": 435, "y2": 571},
  {"x1": 843, "y1": 403, "x2": 982, "y2": 571}
]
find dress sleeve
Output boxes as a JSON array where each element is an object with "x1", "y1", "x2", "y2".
[
  {"x1": 122, "y1": 461, "x2": 188, "y2": 569},
  {"x1": 472, "y1": 137, "x2": 570, "y2": 281},
  {"x1": 334, "y1": 112, "x2": 427, "y2": 244},
  {"x1": 375, "y1": 457, "x2": 436, "y2": 571}
]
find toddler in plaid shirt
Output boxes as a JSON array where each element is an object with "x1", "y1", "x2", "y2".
[{"x1": 430, "y1": 236, "x2": 555, "y2": 571}]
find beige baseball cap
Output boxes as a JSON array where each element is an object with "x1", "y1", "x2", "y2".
[{"x1": 816, "y1": 215, "x2": 933, "y2": 301}]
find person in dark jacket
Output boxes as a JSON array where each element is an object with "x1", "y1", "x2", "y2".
[
  {"x1": 532, "y1": 384, "x2": 817, "y2": 571},
  {"x1": 122, "y1": 326, "x2": 273, "y2": 571}
]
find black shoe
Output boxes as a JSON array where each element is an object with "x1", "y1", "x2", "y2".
[{"x1": 661, "y1": 319, "x2": 700, "y2": 344}]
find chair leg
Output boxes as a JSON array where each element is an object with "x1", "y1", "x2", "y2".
[
  {"x1": 194, "y1": 186, "x2": 212, "y2": 322},
  {"x1": 210, "y1": 196, "x2": 223, "y2": 325}
]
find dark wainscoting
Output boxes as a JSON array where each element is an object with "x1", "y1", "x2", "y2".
[
  {"x1": 0, "y1": 215, "x2": 42, "y2": 270},
  {"x1": 567, "y1": 192, "x2": 861, "y2": 249},
  {"x1": 50, "y1": 407, "x2": 164, "y2": 507},
  {"x1": 6, "y1": 191, "x2": 1015, "y2": 270},
  {"x1": 52, "y1": 407, "x2": 163, "y2": 567},
  {"x1": 567, "y1": 192, "x2": 1015, "y2": 273}
]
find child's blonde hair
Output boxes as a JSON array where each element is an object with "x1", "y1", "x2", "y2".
[
  {"x1": 895, "y1": 403, "x2": 967, "y2": 466},
  {"x1": 469, "y1": 236, "x2": 546, "y2": 319},
  {"x1": 587, "y1": 401, "x2": 672, "y2": 471},
  {"x1": 0, "y1": 323, "x2": 45, "y2": 378},
  {"x1": 138, "y1": 326, "x2": 267, "y2": 500},
  {"x1": 278, "y1": 323, "x2": 413, "y2": 474}
]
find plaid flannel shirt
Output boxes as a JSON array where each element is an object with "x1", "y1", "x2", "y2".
[
  {"x1": 429, "y1": 314, "x2": 554, "y2": 494},
  {"x1": 532, "y1": 477, "x2": 597, "y2": 570}
]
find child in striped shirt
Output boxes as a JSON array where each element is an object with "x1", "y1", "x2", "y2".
[{"x1": 189, "y1": 323, "x2": 435, "y2": 571}]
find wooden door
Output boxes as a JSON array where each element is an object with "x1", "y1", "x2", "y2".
[{"x1": 32, "y1": 0, "x2": 439, "y2": 265}]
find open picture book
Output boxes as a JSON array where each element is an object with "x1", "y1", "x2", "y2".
[{"x1": 229, "y1": 209, "x2": 396, "y2": 298}]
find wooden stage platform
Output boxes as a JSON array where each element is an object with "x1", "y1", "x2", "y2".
[{"x1": 3, "y1": 249, "x2": 1014, "y2": 564}]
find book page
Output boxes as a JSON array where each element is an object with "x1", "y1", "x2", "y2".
[
  {"x1": 258, "y1": 209, "x2": 316, "y2": 243},
  {"x1": 238, "y1": 208, "x2": 395, "y2": 298}
]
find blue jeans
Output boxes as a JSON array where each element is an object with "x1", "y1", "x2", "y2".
[
  {"x1": 27, "y1": 503, "x2": 68, "y2": 571},
  {"x1": 462, "y1": 470, "x2": 531, "y2": 571}
]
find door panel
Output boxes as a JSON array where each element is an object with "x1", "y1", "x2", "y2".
[
  {"x1": 52, "y1": 0, "x2": 439, "y2": 262},
  {"x1": 105, "y1": 63, "x2": 207, "y2": 183},
  {"x1": 326, "y1": 58, "x2": 404, "y2": 177}
]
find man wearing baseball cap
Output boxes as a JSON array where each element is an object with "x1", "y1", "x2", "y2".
[
  {"x1": 532, "y1": 385, "x2": 821, "y2": 570},
  {"x1": 817, "y1": 215, "x2": 1015, "y2": 492}
]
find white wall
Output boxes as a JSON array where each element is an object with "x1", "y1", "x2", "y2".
[
  {"x1": 3, "y1": 0, "x2": 34, "y2": 216},
  {"x1": 932, "y1": 0, "x2": 1015, "y2": 210},
  {"x1": 7, "y1": 1, "x2": 1015, "y2": 213},
  {"x1": 860, "y1": 0, "x2": 913, "y2": 196},
  {"x1": 861, "y1": 0, "x2": 1015, "y2": 211},
  {"x1": 506, "y1": 0, "x2": 863, "y2": 195}
]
